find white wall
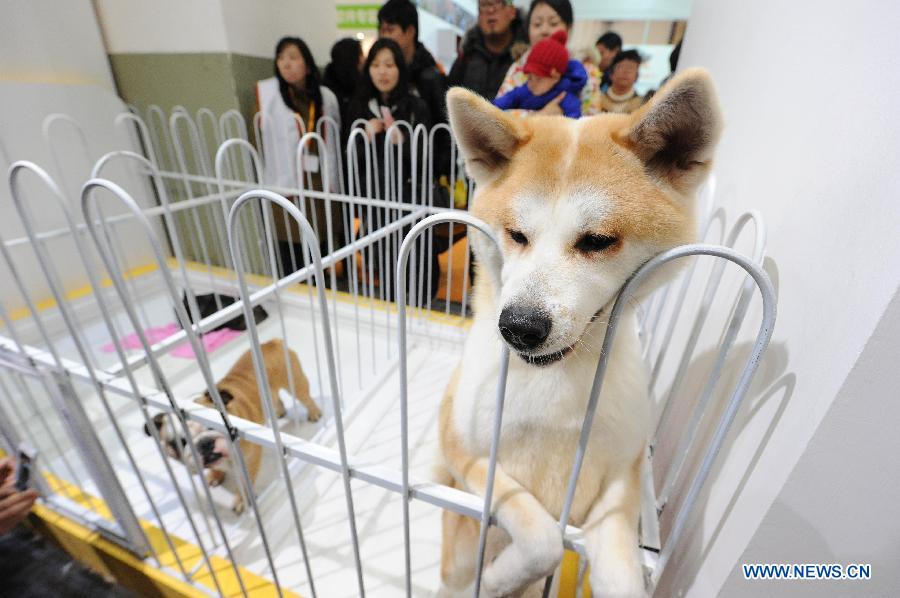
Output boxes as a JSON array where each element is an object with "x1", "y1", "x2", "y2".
[
  {"x1": 95, "y1": 0, "x2": 337, "y2": 64},
  {"x1": 220, "y1": 0, "x2": 338, "y2": 64},
  {"x1": 655, "y1": 1, "x2": 900, "y2": 596},
  {"x1": 419, "y1": 9, "x2": 462, "y2": 69},
  {"x1": 0, "y1": 1, "x2": 152, "y2": 311},
  {"x1": 94, "y1": 0, "x2": 229, "y2": 54},
  {"x1": 1, "y1": 0, "x2": 115, "y2": 89},
  {"x1": 722, "y1": 289, "x2": 900, "y2": 596}
]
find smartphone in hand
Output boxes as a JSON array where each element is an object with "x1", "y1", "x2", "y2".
[
  {"x1": 380, "y1": 106, "x2": 394, "y2": 128},
  {"x1": 15, "y1": 443, "x2": 37, "y2": 492}
]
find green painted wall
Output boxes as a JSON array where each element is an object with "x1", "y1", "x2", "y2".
[
  {"x1": 109, "y1": 52, "x2": 239, "y2": 117},
  {"x1": 230, "y1": 53, "x2": 274, "y2": 132},
  {"x1": 109, "y1": 52, "x2": 272, "y2": 140}
]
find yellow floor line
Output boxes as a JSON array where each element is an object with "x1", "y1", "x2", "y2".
[
  {"x1": 8, "y1": 262, "x2": 160, "y2": 321},
  {"x1": 172, "y1": 257, "x2": 472, "y2": 329},
  {"x1": 5, "y1": 256, "x2": 472, "y2": 330},
  {"x1": 31, "y1": 469, "x2": 300, "y2": 598}
]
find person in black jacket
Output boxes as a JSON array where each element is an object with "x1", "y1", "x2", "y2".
[
  {"x1": 322, "y1": 37, "x2": 363, "y2": 127},
  {"x1": 346, "y1": 38, "x2": 440, "y2": 302},
  {"x1": 322, "y1": 37, "x2": 363, "y2": 188},
  {"x1": 377, "y1": 0, "x2": 448, "y2": 124},
  {"x1": 448, "y1": 0, "x2": 528, "y2": 100}
]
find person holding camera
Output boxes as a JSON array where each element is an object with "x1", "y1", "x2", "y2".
[{"x1": 0, "y1": 457, "x2": 38, "y2": 535}]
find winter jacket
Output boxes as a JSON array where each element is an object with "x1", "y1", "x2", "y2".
[
  {"x1": 448, "y1": 14, "x2": 529, "y2": 100},
  {"x1": 493, "y1": 59, "x2": 588, "y2": 118},
  {"x1": 408, "y1": 42, "x2": 448, "y2": 123}
]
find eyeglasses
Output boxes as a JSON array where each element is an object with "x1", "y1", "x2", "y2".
[{"x1": 479, "y1": 0, "x2": 509, "y2": 12}]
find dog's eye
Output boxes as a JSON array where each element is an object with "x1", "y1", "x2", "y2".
[
  {"x1": 575, "y1": 233, "x2": 619, "y2": 253},
  {"x1": 507, "y1": 229, "x2": 528, "y2": 246}
]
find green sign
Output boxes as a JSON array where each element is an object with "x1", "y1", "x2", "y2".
[{"x1": 337, "y1": 4, "x2": 381, "y2": 29}]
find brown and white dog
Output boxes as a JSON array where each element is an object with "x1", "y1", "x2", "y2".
[
  {"x1": 437, "y1": 69, "x2": 722, "y2": 597},
  {"x1": 146, "y1": 339, "x2": 321, "y2": 513}
]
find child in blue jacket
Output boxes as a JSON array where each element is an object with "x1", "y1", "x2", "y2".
[{"x1": 493, "y1": 30, "x2": 587, "y2": 118}]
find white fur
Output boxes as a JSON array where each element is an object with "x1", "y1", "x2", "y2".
[{"x1": 450, "y1": 183, "x2": 654, "y2": 596}]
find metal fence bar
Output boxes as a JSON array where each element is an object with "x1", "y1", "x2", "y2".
[
  {"x1": 227, "y1": 191, "x2": 326, "y2": 598},
  {"x1": 396, "y1": 213, "x2": 503, "y2": 598},
  {"x1": 652, "y1": 246, "x2": 775, "y2": 584},
  {"x1": 542, "y1": 243, "x2": 776, "y2": 594},
  {"x1": 652, "y1": 211, "x2": 764, "y2": 447},
  {"x1": 81, "y1": 177, "x2": 256, "y2": 596},
  {"x1": 228, "y1": 189, "x2": 366, "y2": 597},
  {"x1": 655, "y1": 212, "x2": 767, "y2": 508}
]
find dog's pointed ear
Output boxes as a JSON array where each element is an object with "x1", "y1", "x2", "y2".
[
  {"x1": 616, "y1": 68, "x2": 723, "y2": 194},
  {"x1": 219, "y1": 390, "x2": 234, "y2": 406},
  {"x1": 447, "y1": 87, "x2": 531, "y2": 184}
]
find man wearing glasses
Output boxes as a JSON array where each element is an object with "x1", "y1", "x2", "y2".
[{"x1": 449, "y1": 0, "x2": 527, "y2": 100}]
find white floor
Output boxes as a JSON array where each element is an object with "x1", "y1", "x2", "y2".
[{"x1": 1, "y1": 267, "x2": 468, "y2": 597}]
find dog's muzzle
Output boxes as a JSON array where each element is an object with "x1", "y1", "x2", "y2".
[
  {"x1": 197, "y1": 434, "x2": 224, "y2": 466},
  {"x1": 498, "y1": 305, "x2": 573, "y2": 366},
  {"x1": 498, "y1": 305, "x2": 551, "y2": 351}
]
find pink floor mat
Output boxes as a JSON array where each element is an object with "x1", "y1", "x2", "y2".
[{"x1": 101, "y1": 324, "x2": 241, "y2": 359}]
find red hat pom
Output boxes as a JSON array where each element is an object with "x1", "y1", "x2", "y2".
[{"x1": 550, "y1": 29, "x2": 568, "y2": 45}]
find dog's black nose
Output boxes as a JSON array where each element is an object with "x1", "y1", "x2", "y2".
[
  {"x1": 197, "y1": 437, "x2": 218, "y2": 463},
  {"x1": 498, "y1": 305, "x2": 551, "y2": 351}
]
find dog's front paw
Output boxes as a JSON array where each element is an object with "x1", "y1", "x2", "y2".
[
  {"x1": 206, "y1": 469, "x2": 225, "y2": 487},
  {"x1": 482, "y1": 513, "x2": 563, "y2": 597},
  {"x1": 231, "y1": 494, "x2": 245, "y2": 515},
  {"x1": 307, "y1": 403, "x2": 322, "y2": 422}
]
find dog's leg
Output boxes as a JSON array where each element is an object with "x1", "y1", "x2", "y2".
[
  {"x1": 290, "y1": 351, "x2": 322, "y2": 422},
  {"x1": 439, "y1": 507, "x2": 479, "y2": 596},
  {"x1": 467, "y1": 459, "x2": 563, "y2": 597},
  {"x1": 206, "y1": 469, "x2": 225, "y2": 487},
  {"x1": 231, "y1": 492, "x2": 245, "y2": 515},
  {"x1": 441, "y1": 423, "x2": 562, "y2": 595},
  {"x1": 582, "y1": 456, "x2": 647, "y2": 598}
]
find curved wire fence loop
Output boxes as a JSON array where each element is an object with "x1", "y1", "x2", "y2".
[
  {"x1": 114, "y1": 111, "x2": 159, "y2": 168},
  {"x1": 654, "y1": 211, "x2": 767, "y2": 509},
  {"x1": 227, "y1": 188, "x2": 366, "y2": 598},
  {"x1": 214, "y1": 137, "x2": 263, "y2": 272},
  {"x1": 91, "y1": 149, "x2": 201, "y2": 324},
  {"x1": 79, "y1": 177, "x2": 292, "y2": 597},
  {"x1": 5, "y1": 162, "x2": 154, "y2": 556},
  {"x1": 652, "y1": 210, "x2": 767, "y2": 446},
  {"x1": 11, "y1": 156, "x2": 219, "y2": 584},
  {"x1": 146, "y1": 105, "x2": 176, "y2": 173},
  {"x1": 41, "y1": 113, "x2": 92, "y2": 200},
  {"x1": 542, "y1": 243, "x2": 776, "y2": 595},
  {"x1": 396, "y1": 213, "x2": 505, "y2": 598}
]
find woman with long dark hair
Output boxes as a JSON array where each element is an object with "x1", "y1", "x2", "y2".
[
  {"x1": 345, "y1": 38, "x2": 438, "y2": 300},
  {"x1": 256, "y1": 36, "x2": 344, "y2": 270}
]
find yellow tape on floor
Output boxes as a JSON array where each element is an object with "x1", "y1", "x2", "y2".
[
  {"x1": 172, "y1": 257, "x2": 472, "y2": 329},
  {"x1": 30, "y1": 470, "x2": 299, "y2": 598},
  {"x1": 8, "y1": 262, "x2": 160, "y2": 321}
]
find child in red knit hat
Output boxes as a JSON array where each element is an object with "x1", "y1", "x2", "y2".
[{"x1": 493, "y1": 30, "x2": 587, "y2": 118}]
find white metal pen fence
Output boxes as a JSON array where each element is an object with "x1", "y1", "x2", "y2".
[{"x1": 0, "y1": 104, "x2": 776, "y2": 597}]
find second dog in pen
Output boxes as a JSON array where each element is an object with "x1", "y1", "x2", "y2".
[{"x1": 146, "y1": 339, "x2": 322, "y2": 514}]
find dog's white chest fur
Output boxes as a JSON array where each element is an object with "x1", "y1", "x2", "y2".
[{"x1": 453, "y1": 307, "x2": 650, "y2": 524}]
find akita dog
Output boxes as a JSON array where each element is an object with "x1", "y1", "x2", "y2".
[{"x1": 437, "y1": 69, "x2": 722, "y2": 597}]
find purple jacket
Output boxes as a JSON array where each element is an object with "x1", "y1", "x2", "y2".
[{"x1": 493, "y1": 59, "x2": 588, "y2": 118}]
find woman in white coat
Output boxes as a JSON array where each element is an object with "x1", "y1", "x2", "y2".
[{"x1": 257, "y1": 36, "x2": 344, "y2": 273}]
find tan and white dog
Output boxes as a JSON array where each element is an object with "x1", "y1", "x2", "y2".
[
  {"x1": 146, "y1": 339, "x2": 321, "y2": 514},
  {"x1": 437, "y1": 69, "x2": 722, "y2": 597}
]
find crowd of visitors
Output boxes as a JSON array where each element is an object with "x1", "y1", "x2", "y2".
[{"x1": 254, "y1": 0, "x2": 682, "y2": 298}]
